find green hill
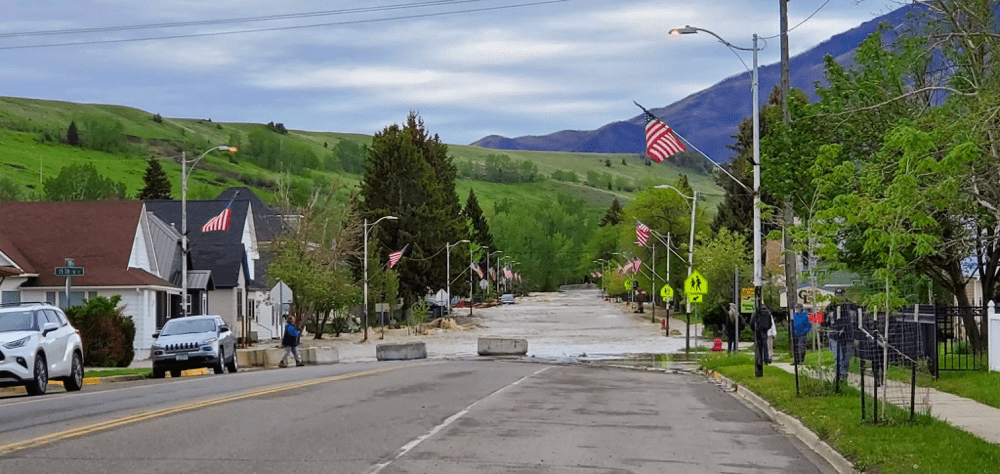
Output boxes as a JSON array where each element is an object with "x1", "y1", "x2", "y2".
[{"x1": 0, "y1": 96, "x2": 723, "y2": 216}]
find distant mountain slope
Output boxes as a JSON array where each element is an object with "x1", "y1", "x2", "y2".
[{"x1": 472, "y1": 4, "x2": 918, "y2": 162}]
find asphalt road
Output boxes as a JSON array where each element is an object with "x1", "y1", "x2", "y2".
[{"x1": 0, "y1": 290, "x2": 834, "y2": 473}]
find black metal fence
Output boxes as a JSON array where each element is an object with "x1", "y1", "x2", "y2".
[{"x1": 933, "y1": 305, "x2": 986, "y2": 373}]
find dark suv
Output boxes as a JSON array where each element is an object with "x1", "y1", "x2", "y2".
[{"x1": 150, "y1": 315, "x2": 237, "y2": 378}]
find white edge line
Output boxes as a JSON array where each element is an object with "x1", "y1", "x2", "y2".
[{"x1": 367, "y1": 366, "x2": 551, "y2": 474}]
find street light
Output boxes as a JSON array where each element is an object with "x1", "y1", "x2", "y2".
[
  {"x1": 446, "y1": 239, "x2": 470, "y2": 315},
  {"x1": 363, "y1": 215, "x2": 397, "y2": 342},
  {"x1": 181, "y1": 145, "x2": 237, "y2": 318},
  {"x1": 670, "y1": 24, "x2": 762, "y2": 375}
]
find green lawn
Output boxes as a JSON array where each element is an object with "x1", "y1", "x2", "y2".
[
  {"x1": 85, "y1": 368, "x2": 151, "y2": 378},
  {"x1": 702, "y1": 353, "x2": 1000, "y2": 473}
]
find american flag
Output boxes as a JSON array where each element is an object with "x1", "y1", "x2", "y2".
[
  {"x1": 388, "y1": 244, "x2": 408, "y2": 269},
  {"x1": 201, "y1": 202, "x2": 233, "y2": 232},
  {"x1": 503, "y1": 266, "x2": 513, "y2": 280},
  {"x1": 488, "y1": 267, "x2": 497, "y2": 281},
  {"x1": 471, "y1": 261, "x2": 484, "y2": 278},
  {"x1": 616, "y1": 264, "x2": 625, "y2": 277},
  {"x1": 631, "y1": 257, "x2": 642, "y2": 274},
  {"x1": 643, "y1": 111, "x2": 686, "y2": 162},
  {"x1": 636, "y1": 221, "x2": 651, "y2": 247}
]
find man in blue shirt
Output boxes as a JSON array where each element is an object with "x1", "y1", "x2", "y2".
[
  {"x1": 279, "y1": 314, "x2": 304, "y2": 367},
  {"x1": 792, "y1": 304, "x2": 812, "y2": 365}
]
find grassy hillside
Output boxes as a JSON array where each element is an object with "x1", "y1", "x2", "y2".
[{"x1": 0, "y1": 96, "x2": 723, "y2": 217}]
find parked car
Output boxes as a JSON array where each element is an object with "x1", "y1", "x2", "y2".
[
  {"x1": 150, "y1": 315, "x2": 237, "y2": 379},
  {"x1": 501, "y1": 294, "x2": 516, "y2": 305},
  {"x1": 0, "y1": 302, "x2": 85, "y2": 395}
]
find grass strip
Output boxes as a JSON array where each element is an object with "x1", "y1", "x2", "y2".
[
  {"x1": 702, "y1": 353, "x2": 1000, "y2": 473},
  {"x1": 85, "y1": 368, "x2": 151, "y2": 378}
]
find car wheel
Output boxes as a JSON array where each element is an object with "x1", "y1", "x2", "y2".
[
  {"x1": 170, "y1": 368, "x2": 182, "y2": 378},
  {"x1": 152, "y1": 363, "x2": 165, "y2": 379},
  {"x1": 63, "y1": 352, "x2": 84, "y2": 392},
  {"x1": 214, "y1": 349, "x2": 226, "y2": 374},
  {"x1": 226, "y1": 349, "x2": 239, "y2": 373},
  {"x1": 25, "y1": 354, "x2": 48, "y2": 396}
]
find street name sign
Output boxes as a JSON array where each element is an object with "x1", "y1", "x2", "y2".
[{"x1": 55, "y1": 266, "x2": 84, "y2": 277}]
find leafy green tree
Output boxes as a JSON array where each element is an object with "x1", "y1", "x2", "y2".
[
  {"x1": 44, "y1": 163, "x2": 126, "y2": 201},
  {"x1": 137, "y1": 157, "x2": 172, "y2": 200},
  {"x1": 268, "y1": 187, "x2": 360, "y2": 339},
  {"x1": 359, "y1": 112, "x2": 468, "y2": 309},
  {"x1": 332, "y1": 140, "x2": 368, "y2": 174},
  {"x1": 0, "y1": 176, "x2": 25, "y2": 201},
  {"x1": 80, "y1": 115, "x2": 127, "y2": 154}
]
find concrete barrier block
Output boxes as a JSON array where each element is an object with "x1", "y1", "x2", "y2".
[
  {"x1": 478, "y1": 337, "x2": 528, "y2": 356},
  {"x1": 264, "y1": 348, "x2": 286, "y2": 367},
  {"x1": 302, "y1": 346, "x2": 339, "y2": 365},
  {"x1": 376, "y1": 341, "x2": 427, "y2": 361},
  {"x1": 237, "y1": 348, "x2": 268, "y2": 367}
]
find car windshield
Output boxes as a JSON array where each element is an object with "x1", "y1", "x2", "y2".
[
  {"x1": 0, "y1": 310, "x2": 36, "y2": 332},
  {"x1": 160, "y1": 318, "x2": 217, "y2": 336}
]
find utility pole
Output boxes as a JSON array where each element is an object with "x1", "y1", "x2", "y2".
[{"x1": 780, "y1": 0, "x2": 797, "y2": 362}]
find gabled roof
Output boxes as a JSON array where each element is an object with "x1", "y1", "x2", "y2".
[
  {"x1": 0, "y1": 201, "x2": 172, "y2": 287},
  {"x1": 144, "y1": 199, "x2": 250, "y2": 248},
  {"x1": 0, "y1": 229, "x2": 35, "y2": 275},
  {"x1": 191, "y1": 244, "x2": 247, "y2": 288}
]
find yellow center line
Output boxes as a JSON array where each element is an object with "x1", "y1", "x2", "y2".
[{"x1": 0, "y1": 365, "x2": 402, "y2": 457}]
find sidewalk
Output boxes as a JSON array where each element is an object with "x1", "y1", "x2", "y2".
[{"x1": 771, "y1": 362, "x2": 1000, "y2": 444}]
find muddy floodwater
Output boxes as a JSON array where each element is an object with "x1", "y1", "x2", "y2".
[{"x1": 318, "y1": 288, "x2": 703, "y2": 364}]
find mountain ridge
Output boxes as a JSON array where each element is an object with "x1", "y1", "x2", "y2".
[{"x1": 471, "y1": 4, "x2": 918, "y2": 162}]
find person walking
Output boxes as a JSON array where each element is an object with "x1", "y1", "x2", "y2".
[
  {"x1": 750, "y1": 302, "x2": 773, "y2": 365},
  {"x1": 279, "y1": 314, "x2": 304, "y2": 367},
  {"x1": 725, "y1": 303, "x2": 740, "y2": 352},
  {"x1": 766, "y1": 307, "x2": 777, "y2": 362},
  {"x1": 792, "y1": 304, "x2": 812, "y2": 365}
]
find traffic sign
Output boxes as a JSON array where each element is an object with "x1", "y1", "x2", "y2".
[
  {"x1": 740, "y1": 287, "x2": 755, "y2": 313},
  {"x1": 684, "y1": 270, "x2": 708, "y2": 295},
  {"x1": 624, "y1": 279, "x2": 632, "y2": 291},
  {"x1": 660, "y1": 284, "x2": 674, "y2": 300},
  {"x1": 687, "y1": 294, "x2": 703, "y2": 303},
  {"x1": 55, "y1": 266, "x2": 84, "y2": 277}
]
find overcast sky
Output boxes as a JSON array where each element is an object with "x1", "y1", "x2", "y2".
[{"x1": 2, "y1": 0, "x2": 905, "y2": 145}]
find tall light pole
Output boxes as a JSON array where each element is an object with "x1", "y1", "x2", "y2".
[
  {"x1": 446, "y1": 240, "x2": 469, "y2": 315},
  {"x1": 670, "y1": 25, "x2": 762, "y2": 375},
  {"x1": 487, "y1": 249, "x2": 503, "y2": 300},
  {"x1": 363, "y1": 215, "x2": 397, "y2": 342},
  {"x1": 181, "y1": 145, "x2": 237, "y2": 318}
]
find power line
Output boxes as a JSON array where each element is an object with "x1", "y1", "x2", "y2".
[
  {"x1": 0, "y1": 0, "x2": 488, "y2": 38},
  {"x1": 0, "y1": 0, "x2": 573, "y2": 50}
]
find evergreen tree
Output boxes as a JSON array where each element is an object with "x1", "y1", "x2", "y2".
[
  {"x1": 359, "y1": 112, "x2": 469, "y2": 308},
  {"x1": 600, "y1": 198, "x2": 623, "y2": 227},
  {"x1": 66, "y1": 121, "x2": 80, "y2": 146},
  {"x1": 463, "y1": 188, "x2": 494, "y2": 251},
  {"x1": 137, "y1": 157, "x2": 172, "y2": 200}
]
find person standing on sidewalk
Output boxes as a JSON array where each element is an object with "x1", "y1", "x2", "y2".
[
  {"x1": 766, "y1": 307, "x2": 777, "y2": 361},
  {"x1": 280, "y1": 314, "x2": 304, "y2": 367},
  {"x1": 792, "y1": 304, "x2": 812, "y2": 365},
  {"x1": 725, "y1": 303, "x2": 740, "y2": 352}
]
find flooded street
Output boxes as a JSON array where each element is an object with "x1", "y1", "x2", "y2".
[{"x1": 322, "y1": 288, "x2": 698, "y2": 363}]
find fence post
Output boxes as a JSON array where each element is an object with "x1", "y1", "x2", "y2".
[{"x1": 990, "y1": 301, "x2": 999, "y2": 372}]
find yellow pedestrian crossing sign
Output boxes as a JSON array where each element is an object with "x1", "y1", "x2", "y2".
[
  {"x1": 624, "y1": 279, "x2": 632, "y2": 291},
  {"x1": 688, "y1": 294, "x2": 703, "y2": 303},
  {"x1": 684, "y1": 270, "x2": 708, "y2": 295},
  {"x1": 660, "y1": 284, "x2": 674, "y2": 300}
]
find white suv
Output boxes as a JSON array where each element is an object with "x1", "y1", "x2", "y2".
[{"x1": 0, "y1": 302, "x2": 85, "y2": 395}]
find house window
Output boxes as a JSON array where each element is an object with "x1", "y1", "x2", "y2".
[
  {"x1": 1, "y1": 291, "x2": 20, "y2": 305},
  {"x1": 201, "y1": 293, "x2": 208, "y2": 315},
  {"x1": 45, "y1": 292, "x2": 57, "y2": 305},
  {"x1": 155, "y1": 291, "x2": 167, "y2": 329}
]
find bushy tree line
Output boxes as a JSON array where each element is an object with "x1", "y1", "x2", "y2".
[
  {"x1": 241, "y1": 128, "x2": 321, "y2": 175},
  {"x1": 457, "y1": 154, "x2": 540, "y2": 183},
  {"x1": 550, "y1": 169, "x2": 579, "y2": 183}
]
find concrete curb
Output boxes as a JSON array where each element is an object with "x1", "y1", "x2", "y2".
[
  {"x1": 705, "y1": 370, "x2": 859, "y2": 474},
  {"x1": 1, "y1": 368, "x2": 209, "y2": 395}
]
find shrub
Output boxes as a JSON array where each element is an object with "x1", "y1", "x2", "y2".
[
  {"x1": 152, "y1": 113, "x2": 163, "y2": 123},
  {"x1": 65, "y1": 295, "x2": 135, "y2": 367}
]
